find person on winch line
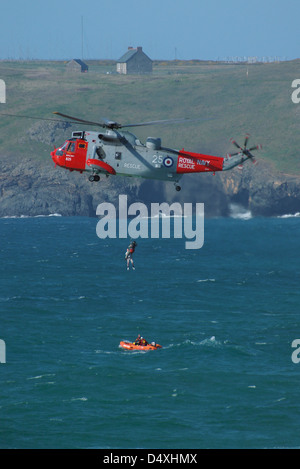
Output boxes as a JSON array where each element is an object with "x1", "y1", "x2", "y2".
[{"x1": 125, "y1": 240, "x2": 137, "y2": 270}]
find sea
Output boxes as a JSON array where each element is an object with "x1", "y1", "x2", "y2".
[{"x1": 0, "y1": 208, "x2": 300, "y2": 449}]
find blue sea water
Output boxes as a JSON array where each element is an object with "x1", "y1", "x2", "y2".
[{"x1": 0, "y1": 213, "x2": 300, "y2": 449}]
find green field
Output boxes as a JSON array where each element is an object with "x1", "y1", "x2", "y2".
[{"x1": 0, "y1": 59, "x2": 299, "y2": 173}]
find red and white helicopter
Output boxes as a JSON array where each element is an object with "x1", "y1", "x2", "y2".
[{"x1": 50, "y1": 112, "x2": 261, "y2": 191}]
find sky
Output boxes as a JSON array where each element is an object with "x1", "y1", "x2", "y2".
[{"x1": 0, "y1": 0, "x2": 299, "y2": 61}]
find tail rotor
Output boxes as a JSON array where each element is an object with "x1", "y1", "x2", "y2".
[{"x1": 228, "y1": 134, "x2": 262, "y2": 169}]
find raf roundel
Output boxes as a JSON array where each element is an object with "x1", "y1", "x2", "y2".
[{"x1": 163, "y1": 156, "x2": 174, "y2": 168}]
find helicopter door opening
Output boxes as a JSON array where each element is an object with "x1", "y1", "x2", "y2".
[
  {"x1": 65, "y1": 139, "x2": 87, "y2": 171},
  {"x1": 65, "y1": 141, "x2": 76, "y2": 168}
]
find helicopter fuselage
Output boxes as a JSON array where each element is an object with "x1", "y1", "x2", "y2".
[{"x1": 50, "y1": 127, "x2": 258, "y2": 190}]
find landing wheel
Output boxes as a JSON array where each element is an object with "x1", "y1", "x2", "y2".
[
  {"x1": 89, "y1": 175, "x2": 100, "y2": 182},
  {"x1": 175, "y1": 185, "x2": 181, "y2": 192}
]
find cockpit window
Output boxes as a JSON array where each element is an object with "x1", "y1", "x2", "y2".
[
  {"x1": 60, "y1": 142, "x2": 68, "y2": 151},
  {"x1": 67, "y1": 142, "x2": 76, "y2": 152}
]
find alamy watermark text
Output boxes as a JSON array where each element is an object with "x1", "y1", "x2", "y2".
[
  {"x1": 96, "y1": 195, "x2": 204, "y2": 249},
  {"x1": 291, "y1": 339, "x2": 300, "y2": 364},
  {"x1": 291, "y1": 79, "x2": 300, "y2": 104},
  {"x1": 0, "y1": 339, "x2": 6, "y2": 364},
  {"x1": 0, "y1": 79, "x2": 6, "y2": 103}
]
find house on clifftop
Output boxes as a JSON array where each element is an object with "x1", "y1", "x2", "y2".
[
  {"x1": 117, "y1": 47, "x2": 152, "y2": 75},
  {"x1": 66, "y1": 59, "x2": 88, "y2": 73}
]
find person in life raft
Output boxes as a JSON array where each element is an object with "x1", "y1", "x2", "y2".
[
  {"x1": 133, "y1": 334, "x2": 149, "y2": 346},
  {"x1": 125, "y1": 240, "x2": 137, "y2": 270}
]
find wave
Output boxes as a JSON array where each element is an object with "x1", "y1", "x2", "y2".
[
  {"x1": 277, "y1": 212, "x2": 300, "y2": 219},
  {"x1": 164, "y1": 336, "x2": 221, "y2": 350},
  {"x1": 70, "y1": 397, "x2": 88, "y2": 402},
  {"x1": 27, "y1": 374, "x2": 56, "y2": 380},
  {"x1": 197, "y1": 278, "x2": 216, "y2": 283},
  {"x1": 1, "y1": 213, "x2": 62, "y2": 219},
  {"x1": 192, "y1": 336, "x2": 221, "y2": 347},
  {"x1": 229, "y1": 203, "x2": 252, "y2": 220}
]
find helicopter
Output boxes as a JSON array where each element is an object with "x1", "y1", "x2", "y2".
[{"x1": 49, "y1": 112, "x2": 261, "y2": 191}]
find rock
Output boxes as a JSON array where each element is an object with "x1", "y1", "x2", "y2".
[{"x1": 219, "y1": 161, "x2": 300, "y2": 216}]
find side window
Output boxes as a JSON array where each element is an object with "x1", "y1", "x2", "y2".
[{"x1": 96, "y1": 147, "x2": 106, "y2": 159}]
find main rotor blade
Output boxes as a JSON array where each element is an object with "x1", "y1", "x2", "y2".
[
  {"x1": 53, "y1": 112, "x2": 111, "y2": 127},
  {"x1": 121, "y1": 117, "x2": 216, "y2": 128},
  {"x1": 0, "y1": 112, "x2": 108, "y2": 127},
  {"x1": 53, "y1": 114, "x2": 215, "y2": 129},
  {"x1": 1, "y1": 111, "x2": 216, "y2": 130},
  {"x1": 0, "y1": 112, "x2": 74, "y2": 124}
]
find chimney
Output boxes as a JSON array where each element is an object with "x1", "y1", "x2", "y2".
[
  {"x1": 137, "y1": 46, "x2": 142, "y2": 52},
  {"x1": 128, "y1": 46, "x2": 134, "y2": 50}
]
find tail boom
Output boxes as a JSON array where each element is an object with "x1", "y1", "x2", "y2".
[
  {"x1": 176, "y1": 149, "x2": 224, "y2": 174},
  {"x1": 176, "y1": 140, "x2": 261, "y2": 174}
]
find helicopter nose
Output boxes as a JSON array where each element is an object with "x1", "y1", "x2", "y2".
[
  {"x1": 51, "y1": 149, "x2": 58, "y2": 166},
  {"x1": 51, "y1": 149, "x2": 63, "y2": 167}
]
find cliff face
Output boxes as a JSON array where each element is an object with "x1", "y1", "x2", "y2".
[
  {"x1": 0, "y1": 156, "x2": 117, "y2": 218},
  {"x1": 0, "y1": 155, "x2": 300, "y2": 218},
  {"x1": 219, "y1": 161, "x2": 300, "y2": 216}
]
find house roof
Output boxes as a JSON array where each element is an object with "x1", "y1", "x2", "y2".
[
  {"x1": 117, "y1": 47, "x2": 152, "y2": 64},
  {"x1": 118, "y1": 49, "x2": 139, "y2": 64},
  {"x1": 70, "y1": 59, "x2": 88, "y2": 69}
]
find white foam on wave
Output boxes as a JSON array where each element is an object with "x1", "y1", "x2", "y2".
[
  {"x1": 27, "y1": 373, "x2": 56, "y2": 380},
  {"x1": 1, "y1": 213, "x2": 62, "y2": 219},
  {"x1": 199, "y1": 336, "x2": 218, "y2": 346},
  {"x1": 95, "y1": 349, "x2": 117, "y2": 355},
  {"x1": 197, "y1": 278, "x2": 216, "y2": 283},
  {"x1": 164, "y1": 336, "x2": 221, "y2": 350},
  {"x1": 229, "y1": 203, "x2": 252, "y2": 220},
  {"x1": 277, "y1": 212, "x2": 300, "y2": 219}
]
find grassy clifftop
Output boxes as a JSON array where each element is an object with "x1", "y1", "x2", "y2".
[{"x1": 0, "y1": 59, "x2": 299, "y2": 173}]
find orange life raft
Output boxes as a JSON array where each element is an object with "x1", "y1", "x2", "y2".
[{"x1": 120, "y1": 340, "x2": 162, "y2": 351}]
